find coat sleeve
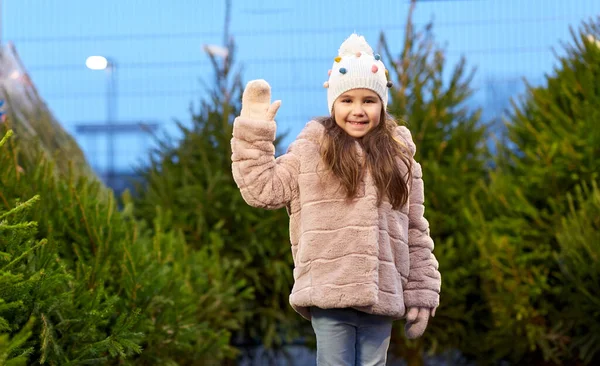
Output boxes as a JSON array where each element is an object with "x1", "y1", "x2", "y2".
[
  {"x1": 396, "y1": 126, "x2": 441, "y2": 309},
  {"x1": 231, "y1": 116, "x2": 300, "y2": 210}
]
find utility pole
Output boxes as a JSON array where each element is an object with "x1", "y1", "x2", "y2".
[
  {"x1": 106, "y1": 59, "x2": 116, "y2": 187},
  {"x1": 83, "y1": 56, "x2": 156, "y2": 194}
]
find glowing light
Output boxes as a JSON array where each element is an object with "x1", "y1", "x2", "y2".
[{"x1": 86, "y1": 56, "x2": 109, "y2": 70}]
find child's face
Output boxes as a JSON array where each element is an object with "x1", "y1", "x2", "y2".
[{"x1": 333, "y1": 89, "x2": 382, "y2": 139}]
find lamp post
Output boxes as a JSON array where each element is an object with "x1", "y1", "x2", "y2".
[{"x1": 86, "y1": 55, "x2": 117, "y2": 187}]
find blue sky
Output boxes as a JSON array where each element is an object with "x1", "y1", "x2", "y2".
[{"x1": 3, "y1": 0, "x2": 600, "y2": 178}]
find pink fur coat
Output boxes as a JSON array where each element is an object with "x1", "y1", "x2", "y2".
[{"x1": 231, "y1": 117, "x2": 441, "y2": 321}]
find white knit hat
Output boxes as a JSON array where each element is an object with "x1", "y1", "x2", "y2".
[{"x1": 324, "y1": 33, "x2": 392, "y2": 114}]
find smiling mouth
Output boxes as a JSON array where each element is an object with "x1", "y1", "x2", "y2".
[{"x1": 348, "y1": 121, "x2": 368, "y2": 125}]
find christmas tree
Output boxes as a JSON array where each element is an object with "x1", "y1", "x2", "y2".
[
  {"x1": 0, "y1": 43, "x2": 97, "y2": 182},
  {"x1": 380, "y1": 1, "x2": 490, "y2": 364},
  {"x1": 554, "y1": 182, "x2": 600, "y2": 364},
  {"x1": 1, "y1": 117, "x2": 248, "y2": 364},
  {"x1": 468, "y1": 18, "x2": 600, "y2": 364},
  {"x1": 132, "y1": 37, "x2": 309, "y2": 363}
]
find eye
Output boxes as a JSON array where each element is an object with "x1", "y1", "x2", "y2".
[
  {"x1": 365, "y1": 99, "x2": 376, "y2": 103},
  {"x1": 341, "y1": 98, "x2": 352, "y2": 103}
]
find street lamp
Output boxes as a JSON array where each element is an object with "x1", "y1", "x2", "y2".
[{"x1": 86, "y1": 55, "x2": 117, "y2": 187}]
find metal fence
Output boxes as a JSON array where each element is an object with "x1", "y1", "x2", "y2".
[{"x1": 3, "y1": 0, "x2": 599, "y2": 190}]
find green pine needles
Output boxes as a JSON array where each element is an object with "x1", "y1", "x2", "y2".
[
  {"x1": 132, "y1": 38, "x2": 309, "y2": 362},
  {"x1": 467, "y1": 18, "x2": 600, "y2": 365},
  {"x1": 1, "y1": 110, "x2": 248, "y2": 365}
]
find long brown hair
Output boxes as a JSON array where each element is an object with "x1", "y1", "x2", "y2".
[{"x1": 318, "y1": 108, "x2": 413, "y2": 210}]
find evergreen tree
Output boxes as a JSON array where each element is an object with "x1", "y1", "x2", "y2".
[
  {"x1": 1, "y1": 119, "x2": 248, "y2": 364},
  {"x1": 0, "y1": 130, "x2": 39, "y2": 365},
  {"x1": 555, "y1": 181, "x2": 600, "y2": 364},
  {"x1": 380, "y1": 1, "x2": 490, "y2": 364},
  {"x1": 132, "y1": 38, "x2": 309, "y2": 363},
  {"x1": 468, "y1": 18, "x2": 600, "y2": 364},
  {"x1": 0, "y1": 42, "x2": 97, "y2": 182}
]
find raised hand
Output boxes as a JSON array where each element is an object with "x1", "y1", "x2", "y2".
[{"x1": 240, "y1": 79, "x2": 281, "y2": 121}]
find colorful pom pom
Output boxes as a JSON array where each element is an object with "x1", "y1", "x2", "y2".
[
  {"x1": 371, "y1": 65, "x2": 378, "y2": 73},
  {"x1": 386, "y1": 81, "x2": 393, "y2": 88},
  {"x1": 323, "y1": 81, "x2": 329, "y2": 88},
  {"x1": 339, "y1": 67, "x2": 347, "y2": 74},
  {"x1": 356, "y1": 51, "x2": 361, "y2": 57},
  {"x1": 334, "y1": 56, "x2": 341, "y2": 62},
  {"x1": 374, "y1": 54, "x2": 381, "y2": 61},
  {"x1": 328, "y1": 69, "x2": 332, "y2": 76},
  {"x1": 385, "y1": 69, "x2": 389, "y2": 77}
]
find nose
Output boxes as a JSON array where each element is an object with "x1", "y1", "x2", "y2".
[{"x1": 352, "y1": 104, "x2": 365, "y2": 116}]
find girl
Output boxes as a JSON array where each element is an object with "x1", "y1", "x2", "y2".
[{"x1": 231, "y1": 33, "x2": 441, "y2": 366}]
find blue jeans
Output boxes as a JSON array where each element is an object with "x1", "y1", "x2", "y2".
[{"x1": 310, "y1": 307, "x2": 393, "y2": 366}]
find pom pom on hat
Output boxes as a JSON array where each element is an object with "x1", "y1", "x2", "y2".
[{"x1": 338, "y1": 34, "x2": 374, "y2": 57}]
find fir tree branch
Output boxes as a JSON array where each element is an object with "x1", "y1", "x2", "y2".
[
  {"x1": 0, "y1": 195, "x2": 40, "y2": 221},
  {"x1": 0, "y1": 130, "x2": 13, "y2": 148},
  {"x1": 0, "y1": 222, "x2": 36, "y2": 232},
  {"x1": 2, "y1": 239, "x2": 47, "y2": 270},
  {"x1": 70, "y1": 183, "x2": 97, "y2": 257}
]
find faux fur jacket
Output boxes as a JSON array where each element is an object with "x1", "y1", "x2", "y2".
[{"x1": 231, "y1": 117, "x2": 441, "y2": 321}]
